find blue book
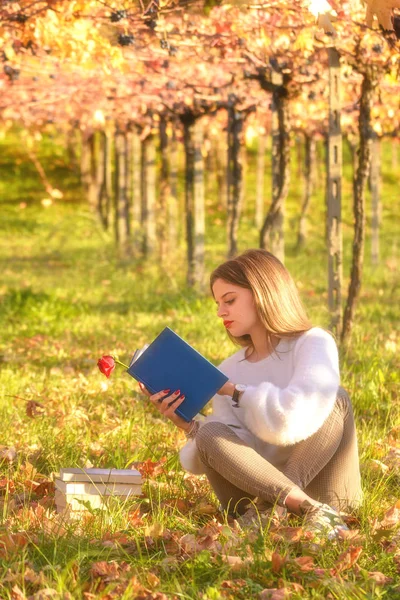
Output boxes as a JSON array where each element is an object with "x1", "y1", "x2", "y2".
[{"x1": 126, "y1": 327, "x2": 228, "y2": 422}]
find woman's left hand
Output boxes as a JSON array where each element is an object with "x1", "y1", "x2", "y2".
[{"x1": 217, "y1": 381, "x2": 235, "y2": 397}]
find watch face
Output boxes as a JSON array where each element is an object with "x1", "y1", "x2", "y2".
[{"x1": 236, "y1": 384, "x2": 247, "y2": 393}]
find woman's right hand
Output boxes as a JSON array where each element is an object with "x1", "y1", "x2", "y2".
[{"x1": 138, "y1": 383, "x2": 191, "y2": 432}]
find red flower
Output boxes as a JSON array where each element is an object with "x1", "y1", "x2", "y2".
[{"x1": 97, "y1": 355, "x2": 115, "y2": 378}]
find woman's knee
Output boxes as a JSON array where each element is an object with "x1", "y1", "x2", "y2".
[
  {"x1": 335, "y1": 387, "x2": 351, "y2": 414},
  {"x1": 195, "y1": 421, "x2": 232, "y2": 454}
]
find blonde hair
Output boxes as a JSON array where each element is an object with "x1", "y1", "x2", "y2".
[{"x1": 210, "y1": 249, "x2": 312, "y2": 358}]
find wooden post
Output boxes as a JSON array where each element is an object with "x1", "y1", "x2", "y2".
[
  {"x1": 141, "y1": 133, "x2": 157, "y2": 257},
  {"x1": 168, "y1": 122, "x2": 179, "y2": 248},
  {"x1": 182, "y1": 114, "x2": 196, "y2": 287},
  {"x1": 129, "y1": 125, "x2": 142, "y2": 253},
  {"x1": 370, "y1": 131, "x2": 381, "y2": 266},
  {"x1": 114, "y1": 129, "x2": 129, "y2": 249},
  {"x1": 327, "y1": 49, "x2": 343, "y2": 338},
  {"x1": 227, "y1": 96, "x2": 244, "y2": 258},
  {"x1": 193, "y1": 119, "x2": 205, "y2": 290},
  {"x1": 255, "y1": 128, "x2": 267, "y2": 229},
  {"x1": 159, "y1": 115, "x2": 169, "y2": 263}
]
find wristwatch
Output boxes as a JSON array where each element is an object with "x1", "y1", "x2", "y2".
[{"x1": 232, "y1": 383, "x2": 247, "y2": 408}]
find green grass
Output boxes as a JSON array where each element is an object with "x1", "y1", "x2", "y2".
[{"x1": 0, "y1": 128, "x2": 399, "y2": 599}]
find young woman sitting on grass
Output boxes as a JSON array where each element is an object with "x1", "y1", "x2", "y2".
[{"x1": 138, "y1": 249, "x2": 362, "y2": 538}]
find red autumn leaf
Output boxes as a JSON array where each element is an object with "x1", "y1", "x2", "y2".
[
  {"x1": 97, "y1": 355, "x2": 115, "y2": 378},
  {"x1": 333, "y1": 545, "x2": 363, "y2": 574},
  {"x1": 293, "y1": 556, "x2": 315, "y2": 571},
  {"x1": 133, "y1": 457, "x2": 167, "y2": 478},
  {"x1": 89, "y1": 561, "x2": 122, "y2": 581},
  {"x1": 0, "y1": 478, "x2": 15, "y2": 494},
  {"x1": 271, "y1": 551, "x2": 287, "y2": 574}
]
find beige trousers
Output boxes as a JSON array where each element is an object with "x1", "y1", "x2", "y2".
[{"x1": 195, "y1": 388, "x2": 362, "y2": 514}]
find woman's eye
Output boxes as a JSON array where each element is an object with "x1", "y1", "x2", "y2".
[{"x1": 226, "y1": 299, "x2": 235, "y2": 305}]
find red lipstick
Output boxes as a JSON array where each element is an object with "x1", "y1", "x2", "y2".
[{"x1": 223, "y1": 320, "x2": 234, "y2": 328}]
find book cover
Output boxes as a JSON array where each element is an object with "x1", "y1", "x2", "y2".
[
  {"x1": 55, "y1": 479, "x2": 142, "y2": 496},
  {"x1": 127, "y1": 327, "x2": 228, "y2": 422},
  {"x1": 59, "y1": 468, "x2": 142, "y2": 484}
]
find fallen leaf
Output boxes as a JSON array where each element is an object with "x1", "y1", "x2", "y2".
[
  {"x1": 293, "y1": 556, "x2": 315, "y2": 571},
  {"x1": 333, "y1": 546, "x2": 362, "y2": 573},
  {"x1": 11, "y1": 585, "x2": 27, "y2": 600},
  {"x1": 26, "y1": 401, "x2": 46, "y2": 418},
  {"x1": 146, "y1": 572, "x2": 160, "y2": 587},
  {"x1": 367, "y1": 571, "x2": 393, "y2": 585},
  {"x1": 144, "y1": 522, "x2": 164, "y2": 538},
  {"x1": 89, "y1": 561, "x2": 121, "y2": 581},
  {"x1": 0, "y1": 446, "x2": 17, "y2": 463},
  {"x1": 221, "y1": 555, "x2": 253, "y2": 571},
  {"x1": 271, "y1": 551, "x2": 287, "y2": 574},
  {"x1": 259, "y1": 588, "x2": 290, "y2": 600}
]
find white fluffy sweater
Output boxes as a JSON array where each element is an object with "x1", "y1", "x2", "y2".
[{"x1": 179, "y1": 327, "x2": 340, "y2": 475}]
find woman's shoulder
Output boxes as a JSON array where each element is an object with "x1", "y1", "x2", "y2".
[
  {"x1": 292, "y1": 326, "x2": 338, "y2": 356},
  {"x1": 218, "y1": 346, "x2": 246, "y2": 370}
]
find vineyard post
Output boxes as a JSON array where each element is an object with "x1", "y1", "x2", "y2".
[
  {"x1": 327, "y1": 48, "x2": 343, "y2": 338},
  {"x1": 370, "y1": 130, "x2": 381, "y2": 266}
]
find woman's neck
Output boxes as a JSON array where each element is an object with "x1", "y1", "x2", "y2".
[{"x1": 246, "y1": 329, "x2": 280, "y2": 362}]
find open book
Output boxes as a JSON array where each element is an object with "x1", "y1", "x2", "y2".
[{"x1": 127, "y1": 327, "x2": 228, "y2": 422}]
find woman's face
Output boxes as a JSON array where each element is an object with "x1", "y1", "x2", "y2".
[{"x1": 212, "y1": 278, "x2": 261, "y2": 337}]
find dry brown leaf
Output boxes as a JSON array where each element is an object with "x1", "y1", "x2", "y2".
[
  {"x1": 293, "y1": 556, "x2": 315, "y2": 572},
  {"x1": 0, "y1": 446, "x2": 17, "y2": 463},
  {"x1": 259, "y1": 588, "x2": 290, "y2": 600},
  {"x1": 0, "y1": 532, "x2": 29, "y2": 557},
  {"x1": 337, "y1": 528, "x2": 364, "y2": 542},
  {"x1": 11, "y1": 585, "x2": 27, "y2": 600},
  {"x1": 146, "y1": 572, "x2": 160, "y2": 588},
  {"x1": 144, "y1": 521, "x2": 164, "y2": 538},
  {"x1": 221, "y1": 555, "x2": 253, "y2": 571},
  {"x1": 367, "y1": 571, "x2": 393, "y2": 585},
  {"x1": 26, "y1": 400, "x2": 46, "y2": 418},
  {"x1": 271, "y1": 551, "x2": 287, "y2": 574},
  {"x1": 333, "y1": 545, "x2": 363, "y2": 574},
  {"x1": 0, "y1": 478, "x2": 15, "y2": 494},
  {"x1": 378, "y1": 502, "x2": 400, "y2": 529},
  {"x1": 89, "y1": 561, "x2": 121, "y2": 581},
  {"x1": 31, "y1": 589, "x2": 59, "y2": 599},
  {"x1": 271, "y1": 526, "x2": 304, "y2": 543},
  {"x1": 132, "y1": 458, "x2": 167, "y2": 478}
]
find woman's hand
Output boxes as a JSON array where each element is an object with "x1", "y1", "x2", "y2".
[{"x1": 138, "y1": 382, "x2": 191, "y2": 432}]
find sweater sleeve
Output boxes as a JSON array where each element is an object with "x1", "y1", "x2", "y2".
[{"x1": 239, "y1": 328, "x2": 340, "y2": 446}]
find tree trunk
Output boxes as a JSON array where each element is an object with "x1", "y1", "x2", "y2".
[
  {"x1": 182, "y1": 113, "x2": 205, "y2": 288},
  {"x1": 255, "y1": 129, "x2": 267, "y2": 229},
  {"x1": 193, "y1": 120, "x2": 205, "y2": 290},
  {"x1": 341, "y1": 73, "x2": 374, "y2": 343},
  {"x1": 370, "y1": 132, "x2": 381, "y2": 266},
  {"x1": 260, "y1": 88, "x2": 290, "y2": 264},
  {"x1": 114, "y1": 129, "x2": 129, "y2": 249},
  {"x1": 297, "y1": 133, "x2": 316, "y2": 249},
  {"x1": 168, "y1": 122, "x2": 179, "y2": 248},
  {"x1": 141, "y1": 133, "x2": 157, "y2": 257},
  {"x1": 215, "y1": 131, "x2": 227, "y2": 210},
  {"x1": 227, "y1": 103, "x2": 244, "y2": 258},
  {"x1": 80, "y1": 132, "x2": 92, "y2": 198},
  {"x1": 88, "y1": 133, "x2": 98, "y2": 209},
  {"x1": 391, "y1": 137, "x2": 398, "y2": 170},
  {"x1": 327, "y1": 48, "x2": 343, "y2": 337},
  {"x1": 159, "y1": 116, "x2": 169, "y2": 264},
  {"x1": 129, "y1": 126, "x2": 142, "y2": 253},
  {"x1": 97, "y1": 130, "x2": 112, "y2": 229}
]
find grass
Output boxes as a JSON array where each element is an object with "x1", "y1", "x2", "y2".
[{"x1": 0, "y1": 127, "x2": 399, "y2": 599}]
